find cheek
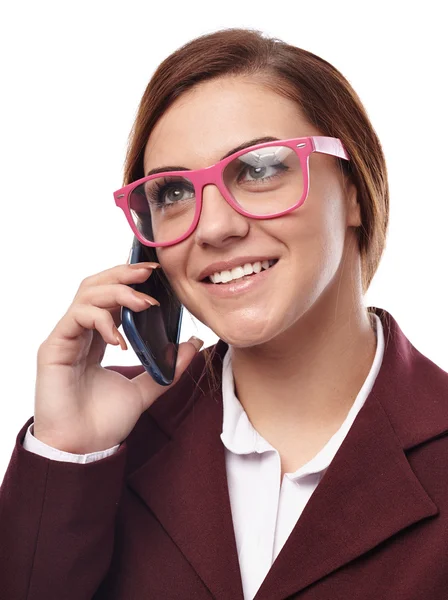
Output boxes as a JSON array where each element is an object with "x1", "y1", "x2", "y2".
[
  {"x1": 156, "y1": 245, "x2": 195, "y2": 309},
  {"x1": 306, "y1": 168, "x2": 347, "y2": 241},
  {"x1": 156, "y1": 247, "x2": 185, "y2": 291},
  {"x1": 279, "y1": 189, "x2": 345, "y2": 256},
  {"x1": 277, "y1": 188, "x2": 347, "y2": 298},
  {"x1": 303, "y1": 199, "x2": 348, "y2": 297}
]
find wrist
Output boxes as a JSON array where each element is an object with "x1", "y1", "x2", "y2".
[{"x1": 32, "y1": 427, "x2": 116, "y2": 454}]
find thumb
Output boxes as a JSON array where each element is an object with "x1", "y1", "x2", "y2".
[
  {"x1": 133, "y1": 336, "x2": 204, "y2": 409},
  {"x1": 171, "y1": 336, "x2": 204, "y2": 384}
]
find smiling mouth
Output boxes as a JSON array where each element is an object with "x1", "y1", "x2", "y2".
[{"x1": 201, "y1": 258, "x2": 279, "y2": 284}]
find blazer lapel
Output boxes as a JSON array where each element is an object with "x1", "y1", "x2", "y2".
[
  {"x1": 253, "y1": 390, "x2": 438, "y2": 599},
  {"x1": 127, "y1": 307, "x2": 447, "y2": 600},
  {"x1": 254, "y1": 306, "x2": 445, "y2": 599}
]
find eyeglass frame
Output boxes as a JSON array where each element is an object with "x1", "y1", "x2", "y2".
[{"x1": 113, "y1": 135, "x2": 351, "y2": 248}]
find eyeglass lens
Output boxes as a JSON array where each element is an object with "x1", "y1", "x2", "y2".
[{"x1": 128, "y1": 145, "x2": 304, "y2": 244}]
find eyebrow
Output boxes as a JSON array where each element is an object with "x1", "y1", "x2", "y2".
[{"x1": 145, "y1": 136, "x2": 280, "y2": 177}]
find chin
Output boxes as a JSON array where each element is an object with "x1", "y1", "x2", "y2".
[{"x1": 207, "y1": 312, "x2": 284, "y2": 348}]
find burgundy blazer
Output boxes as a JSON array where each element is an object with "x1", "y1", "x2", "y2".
[{"x1": 1, "y1": 306, "x2": 448, "y2": 599}]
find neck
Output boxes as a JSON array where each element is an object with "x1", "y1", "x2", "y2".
[{"x1": 230, "y1": 293, "x2": 377, "y2": 444}]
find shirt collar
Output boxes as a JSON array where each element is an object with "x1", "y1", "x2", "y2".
[{"x1": 220, "y1": 311, "x2": 385, "y2": 478}]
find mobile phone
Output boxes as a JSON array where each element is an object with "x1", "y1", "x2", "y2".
[{"x1": 121, "y1": 236, "x2": 183, "y2": 386}]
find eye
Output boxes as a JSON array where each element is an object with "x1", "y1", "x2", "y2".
[
  {"x1": 229, "y1": 145, "x2": 293, "y2": 187},
  {"x1": 145, "y1": 178, "x2": 195, "y2": 207},
  {"x1": 240, "y1": 164, "x2": 285, "y2": 181},
  {"x1": 163, "y1": 184, "x2": 189, "y2": 204}
]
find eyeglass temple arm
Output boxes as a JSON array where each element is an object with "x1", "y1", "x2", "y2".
[{"x1": 311, "y1": 136, "x2": 350, "y2": 161}]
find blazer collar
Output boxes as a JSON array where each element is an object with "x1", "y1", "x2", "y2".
[{"x1": 127, "y1": 307, "x2": 447, "y2": 600}]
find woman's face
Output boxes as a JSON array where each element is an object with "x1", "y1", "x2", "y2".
[{"x1": 143, "y1": 76, "x2": 361, "y2": 347}]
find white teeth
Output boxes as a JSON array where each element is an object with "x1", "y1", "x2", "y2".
[
  {"x1": 220, "y1": 270, "x2": 232, "y2": 283},
  {"x1": 231, "y1": 266, "x2": 245, "y2": 279},
  {"x1": 208, "y1": 259, "x2": 277, "y2": 284}
]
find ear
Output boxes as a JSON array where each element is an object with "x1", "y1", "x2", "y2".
[{"x1": 345, "y1": 180, "x2": 361, "y2": 228}]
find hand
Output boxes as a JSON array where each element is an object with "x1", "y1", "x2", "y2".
[{"x1": 33, "y1": 262, "x2": 203, "y2": 453}]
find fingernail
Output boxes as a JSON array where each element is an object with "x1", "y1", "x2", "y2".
[
  {"x1": 129, "y1": 262, "x2": 160, "y2": 270},
  {"x1": 188, "y1": 336, "x2": 204, "y2": 352},
  {"x1": 144, "y1": 297, "x2": 160, "y2": 306},
  {"x1": 115, "y1": 335, "x2": 128, "y2": 350},
  {"x1": 113, "y1": 326, "x2": 128, "y2": 350}
]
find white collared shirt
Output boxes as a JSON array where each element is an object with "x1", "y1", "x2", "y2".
[
  {"x1": 220, "y1": 311, "x2": 384, "y2": 599},
  {"x1": 23, "y1": 312, "x2": 384, "y2": 600}
]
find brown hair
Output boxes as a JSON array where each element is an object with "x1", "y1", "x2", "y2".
[{"x1": 122, "y1": 28, "x2": 389, "y2": 389}]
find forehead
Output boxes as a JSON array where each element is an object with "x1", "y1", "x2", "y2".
[{"x1": 143, "y1": 76, "x2": 322, "y2": 171}]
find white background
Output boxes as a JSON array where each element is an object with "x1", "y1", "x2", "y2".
[{"x1": 1, "y1": 0, "x2": 447, "y2": 481}]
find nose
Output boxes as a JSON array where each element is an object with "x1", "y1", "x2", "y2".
[{"x1": 193, "y1": 183, "x2": 250, "y2": 247}]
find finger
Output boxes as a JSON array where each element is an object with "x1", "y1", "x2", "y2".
[
  {"x1": 52, "y1": 304, "x2": 122, "y2": 349},
  {"x1": 76, "y1": 283, "x2": 160, "y2": 311},
  {"x1": 172, "y1": 338, "x2": 205, "y2": 381},
  {"x1": 78, "y1": 262, "x2": 160, "y2": 291},
  {"x1": 133, "y1": 337, "x2": 204, "y2": 410}
]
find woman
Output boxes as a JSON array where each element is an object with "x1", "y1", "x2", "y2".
[{"x1": 1, "y1": 28, "x2": 447, "y2": 600}]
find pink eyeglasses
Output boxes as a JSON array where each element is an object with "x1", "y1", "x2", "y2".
[{"x1": 113, "y1": 135, "x2": 350, "y2": 247}]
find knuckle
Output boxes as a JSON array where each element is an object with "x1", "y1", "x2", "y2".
[
  {"x1": 78, "y1": 275, "x2": 92, "y2": 288},
  {"x1": 37, "y1": 340, "x2": 47, "y2": 355},
  {"x1": 66, "y1": 302, "x2": 80, "y2": 319}
]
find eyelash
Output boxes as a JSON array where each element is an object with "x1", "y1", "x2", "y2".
[{"x1": 147, "y1": 180, "x2": 194, "y2": 207}]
